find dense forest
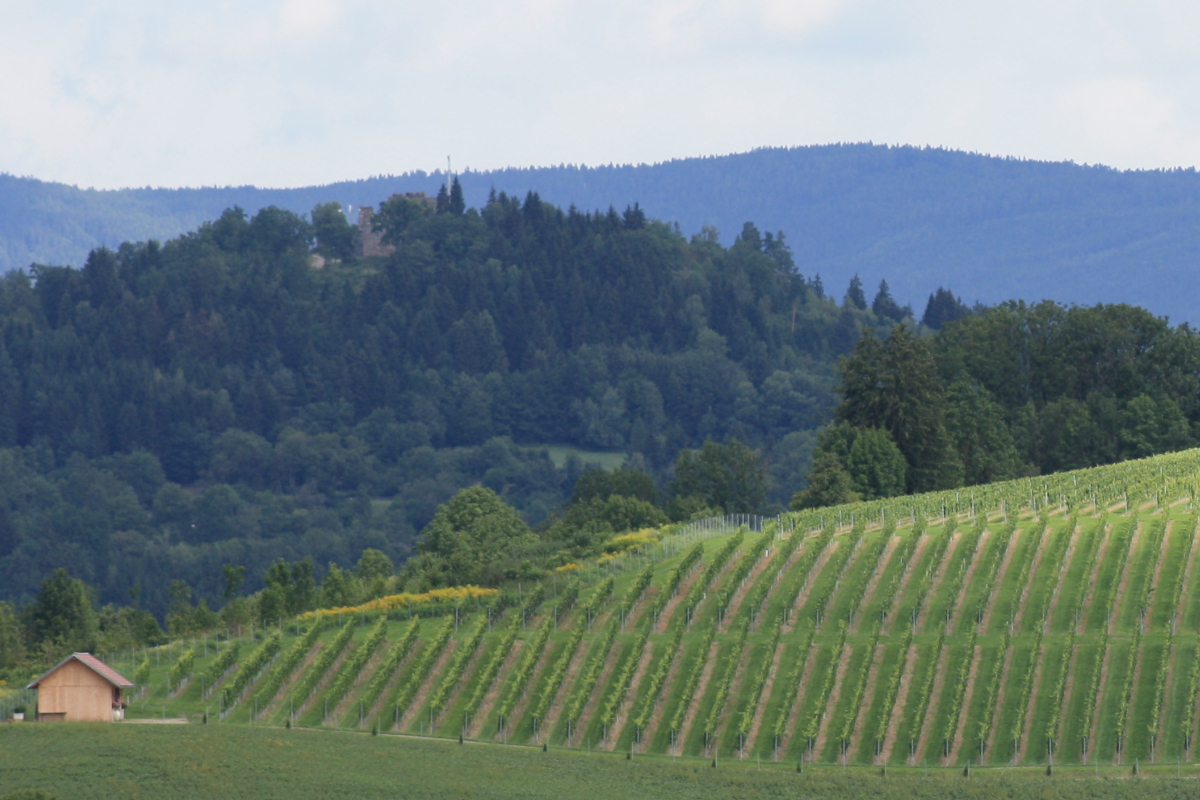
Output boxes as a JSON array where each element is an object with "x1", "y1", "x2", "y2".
[
  {"x1": 796, "y1": 301, "x2": 1200, "y2": 508},
  {"x1": 8, "y1": 144, "x2": 1200, "y2": 324},
  {"x1": 0, "y1": 188, "x2": 910, "y2": 618},
  {"x1": 3, "y1": 186, "x2": 1198, "y2": 635}
]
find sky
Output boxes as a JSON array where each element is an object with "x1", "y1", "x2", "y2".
[{"x1": 3, "y1": 1, "x2": 1200, "y2": 189}]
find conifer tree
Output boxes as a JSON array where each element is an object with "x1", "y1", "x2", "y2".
[
  {"x1": 845, "y1": 274, "x2": 867, "y2": 310},
  {"x1": 449, "y1": 177, "x2": 466, "y2": 215},
  {"x1": 920, "y1": 287, "x2": 971, "y2": 330},
  {"x1": 831, "y1": 305, "x2": 859, "y2": 355},
  {"x1": 871, "y1": 280, "x2": 907, "y2": 322}
]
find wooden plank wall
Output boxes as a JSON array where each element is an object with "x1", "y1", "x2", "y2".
[{"x1": 37, "y1": 660, "x2": 116, "y2": 722}]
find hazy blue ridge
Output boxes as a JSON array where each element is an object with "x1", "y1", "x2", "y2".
[{"x1": 4, "y1": 143, "x2": 1200, "y2": 323}]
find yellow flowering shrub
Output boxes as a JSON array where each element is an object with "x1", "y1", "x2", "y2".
[
  {"x1": 605, "y1": 528, "x2": 661, "y2": 553},
  {"x1": 299, "y1": 585, "x2": 499, "y2": 620}
]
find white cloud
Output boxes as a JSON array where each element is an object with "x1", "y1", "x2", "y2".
[
  {"x1": 279, "y1": 0, "x2": 341, "y2": 38},
  {"x1": 1067, "y1": 77, "x2": 1178, "y2": 156},
  {"x1": 760, "y1": 0, "x2": 841, "y2": 34},
  {"x1": 3, "y1": 1, "x2": 1200, "y2": 188}
]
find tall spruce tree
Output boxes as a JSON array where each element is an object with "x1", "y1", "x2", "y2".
[
  {"x1": 845, "y1": 274, "x2": 867, "y2": 310},
  {"x1": 831, "y1": 306, "x2": 859, "y2": 355},
  {"x1": 449, "y1": 177, "x2": 466, "y2": 215},
  {"x1": 871, "y1": 280, "x2": 907, "y2": 322},
  {"x1": 921, "y1": 287, "x2": 971, "y2": 330}
]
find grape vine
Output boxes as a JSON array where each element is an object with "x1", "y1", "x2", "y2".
[
  {"x1": 323, "y1": 615, "x2": 389, "y2": 720},
  {"x1": 252, "y1": 621, "x2": 320, "y2": 711},
  {"x1": 426, "y1": 614, "x2": 489, "y2": 721},
  {"x1": 287, "y1": 620, "x2": 355, "y2": 712},
  {"x1": 357, "y1": 618, "x2": 419, "y2": 718},
  {"x1": 389, "y1": 617, "x2": 454, "y2": 723},
  {"x1": 495, "y1": 616, "x2": 554, "y2": 730}
]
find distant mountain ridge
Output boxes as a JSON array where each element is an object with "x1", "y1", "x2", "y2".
[{"x1": 4, "y1": 143, "x2": 1200, "y2": 322}]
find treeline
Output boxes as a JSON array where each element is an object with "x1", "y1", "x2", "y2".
[
  {"x1": 0, "y1": 548, "x2": 403, "y2": 679},
  {"x1": 0, "y1": 191, "x2": 914, "y2": 615},
  {"x1": 5, "y1": 183, "x2": 1190, "y2": 617},
  {"x1": 12, "y1": 143, "x2": 1200, "y2": 329},
  {"x1": 0, "y1": 441, "x2": 768, "y2": 679},
  {"x1": 0, "y1": 437, "x2": 585, "y2": 618},
  {"x1": 0, "y1": 434, "x2": 768, "y2": 633},
  {"x1": 797, "y1": 301, "x2": 1200, "y2": 507},
  {"x1": 0, "y1": 193, "x2": 851, "y2": 469}
]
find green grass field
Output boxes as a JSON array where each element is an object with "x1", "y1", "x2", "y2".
[
  {"x1": 538, "y1": 444, "x2": 626, "y2": 471},
  {"x1": 4, "y1": 723, "x2": 1200, "y2": 800}
]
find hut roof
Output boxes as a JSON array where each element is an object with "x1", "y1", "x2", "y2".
[{"x1": 27, "y1": 652, "x2": 135, "y2": 690}]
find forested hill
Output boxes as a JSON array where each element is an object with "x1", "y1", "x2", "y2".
[
  {"x1": 5, "y1": 190, "x2": 1197, "y2": 622},
  {"x1": 6, "y1": 144, "x2": 1200, "y2": 323},
  {"x1": 0, "y1": 195, "x2": 866, "y2": 615}
]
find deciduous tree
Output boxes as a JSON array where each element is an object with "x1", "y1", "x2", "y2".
[
  {"x1": 669, "y1": 439, "x2": 768, "y2": 515},
  {"x1": 791, "y1": 450, "x2": 859, "y2": 510},
  {"x1": 26, "y1": 569, "x2": 97, "y2": 656},
  {"x1": 838, "y1": 325, "x2": 961, "y2": 492},
  {"x1": 415, "y1": 487, "x2": 537, "y2": 586}
]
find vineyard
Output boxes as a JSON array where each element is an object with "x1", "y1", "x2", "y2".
[{"x1": 112, "y1": 449, "x2": 1200, "y2": 767}]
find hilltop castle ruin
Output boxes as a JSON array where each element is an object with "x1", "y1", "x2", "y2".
[{"x1": 355, "y1": 192, "x2": 435, "y2": 258}]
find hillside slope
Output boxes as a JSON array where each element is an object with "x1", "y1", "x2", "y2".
[
  {"x1": 115, "y1": 448, "x2": 1200, "y2": 766},
  {"x1": 5, "y1": 145, "x2": 1200, "y2": 323},
  {"x1": 0, "y1": 194, "x2": 856, "y2": 613}
]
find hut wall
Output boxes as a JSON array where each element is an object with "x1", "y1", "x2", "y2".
[{"x1": 36, "y1": 660, "x2": 117, "y2": 722}]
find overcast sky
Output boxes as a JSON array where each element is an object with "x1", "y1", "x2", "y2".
[{"x1": 3, "y1": 1, "x2": 1200, "y2": 189}]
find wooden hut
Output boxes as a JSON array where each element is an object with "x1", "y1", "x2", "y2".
[{"x1": 26, "y1": 653, "x2": 134, "y2": 722}]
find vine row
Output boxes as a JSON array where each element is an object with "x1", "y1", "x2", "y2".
[
  {"x1": 357, "y1": 618, "x2": 419, "y2": 718},
  {"x1": 496, "y1": 616, "x2": 554, "y2": 729},
  {"x1": 287, "y1": 620, "x2": 355, "y2": 712},
  {"x1": 389, "y1": 616, "x2": 454, "y2": 723},
  {"x1": 252, "y1": 621, "x2": 320, "y2": 712},
  {"x1": 323, "y1": 615, "x2": 389, "y2": 719},
  {"x1": 427, "y1": 614, "x2": 490, "y2": 721}
]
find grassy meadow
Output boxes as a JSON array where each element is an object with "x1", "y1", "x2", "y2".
[{"x1": 3, "y1": 723, "x2": 1200, "y2": 800}]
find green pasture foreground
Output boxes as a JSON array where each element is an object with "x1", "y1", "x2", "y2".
[{"x1": 2, "y1": 724, "x2": 1199, "y2": 800}]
